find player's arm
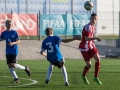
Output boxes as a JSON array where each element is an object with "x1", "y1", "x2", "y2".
[
  {"x1": 40, "y1": 42, "x2": 47, "y2": 57},
  {"x1": 0, "y1": 33, "x2": 5, "y2": 41},
  {"x1": 62, "y1": 36, "x2": 81, "y2": 43},
  {"x1": 8, "y1": 39, "x2": 20, "y2": 46},
  {"x1": 0, "y1": 37, "x2": 2, "y2": 41},
  {"x1": 0, "y1": 39, "x2": 4, "y2": 41},
  {"x1": 8, "y1": 32, "x2": 20, "y2": 46},
  {"x1": 40, "y1": 48, "x2": 47, "y2": 57},
  {"x1": 62, "y1": 38, "x2": 76, "y2": 43},
  {"x1": 40, "y1": 51, "x2": 47, "y2": 57},
  {"x1": 85, "y1": 36, "x2": 101, "y2": 42},
  {"x1": 84, "y1": 26, "x2": 101, "y2": 42}
]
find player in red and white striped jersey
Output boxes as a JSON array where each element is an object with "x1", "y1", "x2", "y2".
[{"x1": 79, "y1": 13, "x2": 102, "y2": 85}]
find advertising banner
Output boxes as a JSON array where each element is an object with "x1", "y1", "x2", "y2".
[
  {"x1": 0, "y1": 14, "x2": 37, "y2": 36},
  {"x1": 68, "y1": 14, "x2": 90, "y2": 35},
  {"x1": 40, "y1": 14, "x2": 90, "y2": 36},
  {"x1": 40, "y1": 14, "x2": 67, "y2": 35}
]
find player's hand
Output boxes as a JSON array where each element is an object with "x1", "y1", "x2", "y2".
[{"x1": 8, "y1": 42, "x2": 15, "y2": 46}]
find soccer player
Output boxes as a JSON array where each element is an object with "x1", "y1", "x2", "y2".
[
  {"x1": 40, "y1": 28, "x2": 80, "y2": 86},
  {"x1": 79, "y1": 13, "x2": 102, "y2": 85},
  {"x1": 0, "y1": 19, "x2": 31, "y2": 83}
]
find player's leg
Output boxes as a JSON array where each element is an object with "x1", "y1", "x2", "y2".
[
  {"x1": 82, "y1": 60, "x2": 92, "y2": 76},
  {"x1": 14, "y1": 63, "x2": 25, "y2": 70},
  {"x1": 45, "y1": 64, "x2": 54, "y2": 84},
  {"x1": 82, "y1": 60, "x2": 91, "y2": 85},
  {"x1": 54, "y1": 59, "x2": 70, "y2": 86},
  {"x1": 92, "y1": 48, "x2": 102, "y2": 85},
  {"x1": 58, "y1": 59, "x2": 70, "y2": 86},
  {"x1": 14, "y1": 63, "x2": 31, "y2": 76},
  {"x1": 61, "y1": 64, "x2": 70, "y2": 86},
  {"x1": 6, "y1": 55, "x2": 20, "y2": 83},
  {"x1": 11, "y1": 55, "x2": 31, "y2": 76},
  {"x1": 81, "y1": 51, "x2": 91, "y2": 84},
  {"x1": 93, "y1": 53, "x2": 100, "y2": 78},
  {"x1": 15, "y1": 64, "x2": 31, "y2": 76},
  {"x1": 62, "y1": 66, "x2": 70, "y2": 86},
  {"x1": 9, "y1": 67, "x2": 20, "y2": 83},
  {"x1": 93, "y1": 53, "x2": 102, "y2": 85}
]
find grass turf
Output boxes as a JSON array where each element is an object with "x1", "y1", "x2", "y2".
[{"x1": 0, "y1": 58, "x2": 120, "y2": 90}]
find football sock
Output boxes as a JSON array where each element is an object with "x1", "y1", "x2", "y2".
[
  {"x1": 9, "y1": 68, "x2": 18, "y2": 79},
  {"x1": 62, "y1": 65, "x2": 68, "y2": 83},
  {"x1": 95, "y1": 62, "x2": 100, "y2": 78},
  {"x1": 46, "y1": 64, "x2": 53, "y2": 80},
  {"x1": 15, "y1": 64, "x2": 25, "y2": 70},
  {"x1": 82, "y1": 66, "x2": 90, "y2": 76}
]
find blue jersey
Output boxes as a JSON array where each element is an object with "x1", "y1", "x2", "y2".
[
  {"x1": 1, "y1": 30, "x2": 19, "y2": 55},
  {"x1": 41, "y1": 36, "x2": 63, "y2": 63}
]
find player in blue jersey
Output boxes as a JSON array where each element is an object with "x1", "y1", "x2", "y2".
[
  {"x1": 0, "y1": 19, "x2": 31, "y2": 83},
  {"x1": 40, "y1": 28, "x2": 81, "y2": 86}
]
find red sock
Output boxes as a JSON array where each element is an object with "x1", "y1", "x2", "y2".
[
  {"x1": 82, "y1": 66, "x2": 89, "y2": 76},
  {"x1": 95, "y1": 62, "x2": 100, "y2": 78}
]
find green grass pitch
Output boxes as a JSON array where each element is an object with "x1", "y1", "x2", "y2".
[{"x1": 0, "y1": 58, "x2": 120, "y2": 90}]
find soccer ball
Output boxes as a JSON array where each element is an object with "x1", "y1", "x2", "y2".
[{"x1": 84, "y1": 1, "x2": 94, "y2": 10}]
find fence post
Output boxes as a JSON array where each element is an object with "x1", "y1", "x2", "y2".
[
  {"x1": 119, "y1": 0, "x2": 120, "y2": 47},
  {"x1": 11, "y1": 10, "x2": 12, "y2": 14},
  {"x1": 65, "y1": 11, "x2": 68, "y2": 39},
  {"x1": 5, "y1": 0, "x2": 6, "y2": 13},
  {"x1": 25, "y1": 0, "x2": 28, "y2": 14},
  {"x1": 39, "y1": 11, "x2": 41, "y2": 40},
  {"x1": 49, "y1": 0, "x2": 51, "y2": 14},
  {"x1": 71, "y1": 0, "x2": 73, "y2": 14}
]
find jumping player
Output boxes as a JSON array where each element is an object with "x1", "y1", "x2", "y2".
[{"x1": 79, "y1": 13, "x2": 102, "y2": 85}]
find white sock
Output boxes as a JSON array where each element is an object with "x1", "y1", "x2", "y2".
[
  {"x1": 15, "y1": 64, "x2": 25, "y2": 70},
  {"x1": 9, "y1": 68, "x2": 18, "y2": 79},
  {"x1": 46, "y1": 64, "x2": 53, "y2": 80},
  {"x1": 62, "y1": 65, "x2": 68, "y2": 83}
]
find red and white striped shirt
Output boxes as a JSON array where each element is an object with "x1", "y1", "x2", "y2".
[{"x1": 79, "y1": 23, "x2": 96, "y2": 51}]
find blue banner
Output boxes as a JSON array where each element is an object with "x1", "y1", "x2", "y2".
[
  {"x1": 68, "y1": 14, "x2": 90, "y2": 35},
  {"x1": 40, "y1": 14, "x2": 90, "y2": 36},
  {"x1": 40, "y1": 14, "x2": 67, "y2": 35}
]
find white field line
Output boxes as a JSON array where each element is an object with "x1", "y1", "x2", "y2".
[{"x1": 0, "y1": 76, "x2": 38, "y2": 88}]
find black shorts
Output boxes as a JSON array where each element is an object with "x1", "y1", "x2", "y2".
[
  {"x1": 6, "y1": 54, "x2": 17, "y2": 64},
  {"x1": 51, "y1": 59, "x2": 64, "y2": 68}
]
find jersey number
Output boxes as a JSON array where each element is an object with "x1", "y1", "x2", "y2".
[
  {"x1": 8, "y1": 38, "x2": 11, "y2": 42},
  {"x1": 46, "y1": 42, "x2": 53, "y2": 53}
]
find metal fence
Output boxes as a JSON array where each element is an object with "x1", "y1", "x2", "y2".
[
  {"x1": 0, "y1": 0, "x2": 96, "y2": 14},
  {"x1": 0, "y1": 0, "x2": 119, "y2": 37},
  {"x1": 0, "y1": 0, "x2": 120, "y2": 60}
]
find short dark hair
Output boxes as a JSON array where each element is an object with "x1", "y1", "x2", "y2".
[
  {"x1": 5, "y1": 18, "x2": 12, "y2": 26},
  {"x1": 45, "y1": 28, "x2": 53, "y2": 35},
  {"x1": 91, "y1": 13, "x2": 97, "y2": 17}
]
